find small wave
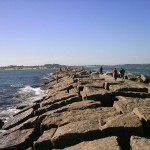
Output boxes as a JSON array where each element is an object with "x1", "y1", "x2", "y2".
[{"x1": 10, "y1": 84, "x2": 23, "y2": 88}]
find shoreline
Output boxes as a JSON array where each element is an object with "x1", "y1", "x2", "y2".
[{"x1": 0, "y1": 68, "x2": 150, "y2": 149}]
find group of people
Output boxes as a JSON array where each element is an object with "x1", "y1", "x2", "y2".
[
  {"x1": 112, "y1": 67, "x2": 125, "y2": 80},
  {"x1": 99, "y1": 66, "x2": 125, "y2": 81}
]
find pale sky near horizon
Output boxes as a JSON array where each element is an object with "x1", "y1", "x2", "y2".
[{"x1": 0, "y1": 0, "x2": 150, "y2": 66}]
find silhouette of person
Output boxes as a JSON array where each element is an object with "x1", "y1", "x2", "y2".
[
  {"x1": 120, "y1": 67, "x2": 125, "y2": 79},
  {"x1": 99, "y1": 66, "x2": 103, "y2": 74}
]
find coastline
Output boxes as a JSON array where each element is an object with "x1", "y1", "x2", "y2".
[{"x1": 0, "y1": 68, "x2": 150, "y2": 149}]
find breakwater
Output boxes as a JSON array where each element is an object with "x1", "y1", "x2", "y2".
[{"x1": 0, "y1": 69, "x2": 150, "y2": 150}]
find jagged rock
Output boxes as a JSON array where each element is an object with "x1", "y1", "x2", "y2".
[
  {"x1": 109, "y1": 84, "x2": 148, "y2": 93},
  {"x1": 34, "y1": 128, "x2": 57, "y2": 150},
  {"x1": 127, "y1": 74, "x2": 138, "y2": 81},
  {"x1": 3, "y1": 108, "x2": 34, "y2": 130},
  {"x1": 64, "y1": 136, "x2": 121, "y2": 150},
  {"x1": 14, "y1": 103, "x2": 40, "y2": 116},
  {"x1": 133, "y1": 106, "x2": 150, "y2": 122},
  {"x1": 90, "y1": 72, "x2": 99, "y2": 79},
  {"x1": 82, "y1": 88, "x2": 112, "y2": 106},
  {"x1": 113, "y1": 96, "x2": 150, "y2": 113},
  {"x1": 17, "y1": 105, "x2": 29, "y2": 109},
  {"x1": 41, "y1": 91, "x2": 77, "y2": 107},
  {"x1": 0, "y1": 128, "x2": 36, "y2": 150},
  {"x1": 112, "y1": 91, "x2": 150, "y2": 98},
  {"x1": 41, "y1": 107, "x2": 119, "y2": 132},
  {"x1": 51, "y1": 119, "x2": 100, "y2": 148},
  {"x1": 133, "y1": 106, "x2": 150, "y2": 137},
  {"x1": 141, "y1": 75, "x2": 150, "y2": 83},
  {"x1": 35, "y1": 96, "x2": 79, "y2": 116},
  {"x1": 130, "y1": 136, "x2": 150, "y2": 150},
  {"x1": 51, "y1": 100, "x2": 101, "y2": 113},
  {"x1": 100, "y1": 113, "x2": 143, "y2": 143}
]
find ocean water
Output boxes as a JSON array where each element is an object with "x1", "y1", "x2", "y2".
[
  {"x1": 0, "y1": 64, "x2": 150, "y2": 122},
  {"x1": 0, "y1": 69, "x2": 55, "y2": 122}
]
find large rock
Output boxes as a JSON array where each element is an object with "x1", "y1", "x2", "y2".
[
  {"x1": 109, "y1": 84, "x2": 148, "y2": 93},
  {"x1": 51, "y1": 100, "x2": 101, "y2": 114},
  {"x1": 35, "y1": 96, "x2": 79, "y2": 116},
  {"x1": 64, "y1": 136, "x2": 121, "y2": 150},
  {"x1": 0, "y1": 128, "x2": 36, "y2": 150},
  {"x1": 141, "y1": 74, "x2": 150, "y2": 83},
  {"x1": 3, "y1": 108, "x2": 34, "y2": 130},
  {"x1": 34, "y1": 128, "x2": 57, "y2": 150},
  {"x1": 100, "y1": 113, "x2": 143, "y2": 149},
  {"x1": 51, "y1": 119, "x2": 100, "y2": 148},
  {"x1": 82, "y1": 88, "x2": 112, "y2": 106},
  {"x1": 41, "y1": 107, "x2": 119, "y2": 132},
  {"x1": 133, "y1": 106, "x2": 150, "y2": 137},
  {"x1": 130, "y1": 136, "x2": 150, "y2": 150},
  {"x1": 113, "y1": 96, "x2": 150, "y2": 113},
  {"x1": 41, "y1": 91, "x2": 77, "y2": 107}
]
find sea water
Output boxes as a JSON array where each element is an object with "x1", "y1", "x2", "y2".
[{"x1": 0, "y1": 69, "x2": 55, "y2": 122}]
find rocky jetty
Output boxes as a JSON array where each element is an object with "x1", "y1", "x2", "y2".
[{"x1": 0, "y1": 68, "x2": 150, "y2": 150}]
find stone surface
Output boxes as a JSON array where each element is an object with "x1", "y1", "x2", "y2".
[
  {"x1": 3, "y1": 108, "x2": 34, "y2": 130},
  {"x1": 101, "y1": 113, "x2": 143, "y2": 138},
  {"x1": 113, "y1": 96, "x2": 150, "y2": 113},
  {"x1": 82, "y1": 88, "x2": 112, "y2": 106},
  {"x1": 109, "y1": 84, "x2": 148, "y2": 93},
  {"x1": 51, "y1": 119, "x2": 100, "y2": 148},
  {"x1": 133, "y1": 106, "x2": 150, "y2": 121},
  {"x1": 34, "y1": 128, "x2": 57, "y2": 150},
  {"x1": 51, "y1": 100, "x2": 101, "y2": 113},
  {"x1": 130, "y1": 136, "x2": 150, "y2": 150},
  {"x1": 0, "y1": 128, "x2": 35, "y2": 150},
  {"x1": 64, "y1": 136, "x2": 121, "y2": 150},
  {"x1": 41, "y1": 107, "x2": 119, "y2": 132}
]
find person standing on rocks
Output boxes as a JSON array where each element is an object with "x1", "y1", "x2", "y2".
[
  {"x1": 112, "y1": 68, "x2": 118, "y2": 80},
  {"x1": 120, "y1": 67, "x2": 125, "y2": 79},
  {"x1": 99, "y1": 66, "x2": 103, "y2": 74}
]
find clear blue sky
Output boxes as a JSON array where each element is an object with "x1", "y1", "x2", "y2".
[{"x1": 0, "y1": 0, "x2": 150, "y2": 66}]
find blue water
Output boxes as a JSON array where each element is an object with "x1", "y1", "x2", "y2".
[
  {"x1": 0, "y1": 65, "x2": 150, "y2": 122},
  {"x1": 0, "y1": 69, "x2": 54, "y2": 121}
]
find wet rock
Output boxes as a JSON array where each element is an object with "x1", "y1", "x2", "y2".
[
  {"x1": 3, "y1": 108, "x2": 34, "y2": 130},
  {"x1": 17, "y1": 105, "x2": 29, "y2": 110},
  {"x1": 130, "y1": 136, "x2": 150, "y2": 150},
  {"x1": 0, "y1": 128, "x2": 36, "y2": 150},
  {"x1": 34, "y1": 128, "x2": 57, "y2": 150},
  {"x1": 64, "y1": 136, "x2": 121, "y2": 150}
]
